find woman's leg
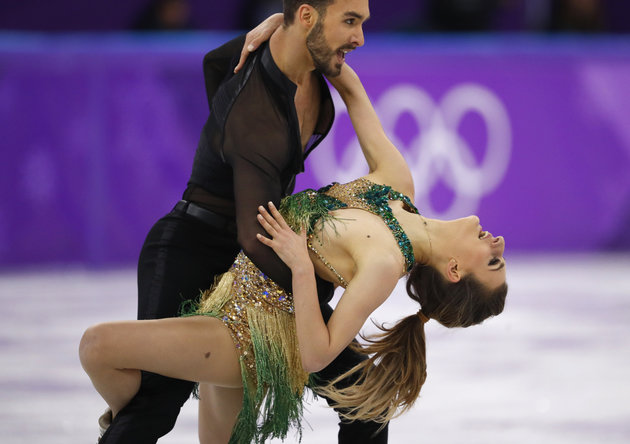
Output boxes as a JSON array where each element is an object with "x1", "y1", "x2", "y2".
[
  {"x1": 79, "y1": 316, "x2": 242, "y2": 417},
  {"x1": 198, "y1": 383, "x2": 243, "y2": 444}
]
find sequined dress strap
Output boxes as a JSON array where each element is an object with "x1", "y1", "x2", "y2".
[
  {"x1": 322, "y1": 177, "x2": 419, "y2": 272},
  {"x1": 307, "y1": 236, "x2": 348, "y2": 288}
]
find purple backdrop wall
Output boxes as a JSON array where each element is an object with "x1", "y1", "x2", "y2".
[
  {"x1": 1, "y1": 33, "x2": 629, "y2": 269},
  {"x1": 2, "y1": 0, "x2": 629, "y2": 33},
  {"x1": 0, "y1": 0, "x2": 425, "y2": 32}
]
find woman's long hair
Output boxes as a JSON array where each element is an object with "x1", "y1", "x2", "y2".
[{"x1": 315, "y1": 263, "x2": 508, "y2": 424}]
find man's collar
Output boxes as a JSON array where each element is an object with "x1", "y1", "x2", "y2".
[{"x1": 261, "y1": 41, "x2": 298, "y2": 96}]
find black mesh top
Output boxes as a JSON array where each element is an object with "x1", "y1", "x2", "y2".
[{"x1": 184, "y1": 35, "x2": 335, "y2": 293}]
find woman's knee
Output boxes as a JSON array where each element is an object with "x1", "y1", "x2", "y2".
[{"x1": 79, "y1": 323, "x2": 115, "y2": 371}]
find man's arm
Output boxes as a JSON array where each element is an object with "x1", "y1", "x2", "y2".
[
  {"x1": 202, "y1": 34, "x2": 246, "y2": 110},
  {"x1": 222, "y1": 96, "x2": 294, "y2": 291},
  {"x1": 203, "y1": 13, "x2": 284, "y2": 108}
]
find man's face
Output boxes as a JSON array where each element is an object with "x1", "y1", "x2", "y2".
[{"x1": 306, "y1": 0, "x2": 369, "y2": 77}]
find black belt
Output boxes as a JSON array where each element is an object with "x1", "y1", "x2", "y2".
[{"x1": 174, "y1": 200, "x2": 236, "y2": 234}]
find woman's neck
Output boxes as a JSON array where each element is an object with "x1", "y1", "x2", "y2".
[{"x1": 395, "y1": 209, "x2": 433, "y2": 265}]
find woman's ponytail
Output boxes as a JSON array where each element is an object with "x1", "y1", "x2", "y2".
[{"x1": 315, "y1": 312, "x2": 428, "y2": 425}]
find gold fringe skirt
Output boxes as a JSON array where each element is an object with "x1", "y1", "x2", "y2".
[{"x1": 190, "y1": 251, "x2": 310, "y2": 444}]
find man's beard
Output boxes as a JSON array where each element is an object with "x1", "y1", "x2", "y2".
[{"x1": 306, "y1": 19, "x2": 342, "y2": 77}]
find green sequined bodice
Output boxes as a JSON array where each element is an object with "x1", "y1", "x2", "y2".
[{"x1": 280, "y1": 177, "x2": 419, "y2": 272}]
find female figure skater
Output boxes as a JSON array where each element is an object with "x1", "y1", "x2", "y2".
[{"x1": 80, "y1": 63, "x2": 507, "y2": 444}]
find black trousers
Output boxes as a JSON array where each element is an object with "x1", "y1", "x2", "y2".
[{"x1": 99, "y1": 206, "x2": 388, "y2": 443}]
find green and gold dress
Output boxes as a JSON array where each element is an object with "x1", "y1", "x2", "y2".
[{"x1": 188, "y1": 177, "x2": 418, "y2": 444}]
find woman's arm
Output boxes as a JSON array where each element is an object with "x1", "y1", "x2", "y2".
[
  {"x1": 257, "y1": 203, "x2": 399, "y2": 373},
  {"x1": 329, "y1": 65, "x2": 414, "y2": 197},
  {"x1": 234, "y1": 13, "x2": 284, "y2": 73},
  {"x1": 298, "y1": 260, "x2": 399, "y2": 372}
]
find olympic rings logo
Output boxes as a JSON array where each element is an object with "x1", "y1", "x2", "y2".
[{"x1": 309, "y1": 83, "x2": 512, "y2": 218}]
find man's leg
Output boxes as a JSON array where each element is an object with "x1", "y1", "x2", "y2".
[
  {"x1": 315, "y1": 304, "x2": 389, "y2": 444},
  {"x1": 100, "y1": 213, "x2": 239, "y2": 444}
]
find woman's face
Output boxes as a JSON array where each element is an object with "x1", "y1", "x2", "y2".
[{"x1": 446, "y1": 216, "x2": 506, "y2": 290}]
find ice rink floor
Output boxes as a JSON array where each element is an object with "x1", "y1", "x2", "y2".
[{"x1": 1, "y1": 253, "x2": 629, "y2": 444}]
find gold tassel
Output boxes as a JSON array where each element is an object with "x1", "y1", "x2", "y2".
[
  {"x1": 198, "y1": 272, "x2": 235, "y2": 314},
  {"x1": 247, "y1": 304, "x2": 309, "y2": 394}
]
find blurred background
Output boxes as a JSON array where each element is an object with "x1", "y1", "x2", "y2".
[
  {"x1": 3, "y1": 0, "x2": 630, "y2": 33},
  {"x1": 2, "y1": 0, "x2": 630, "y2": 269},
  {"x1": 1, "y1": 1, "x2": 629, "y2": 443}
]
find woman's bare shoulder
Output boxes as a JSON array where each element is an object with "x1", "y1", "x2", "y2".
[{"x1": 311, "y1": 212, "x2": 405, "y2": 286}]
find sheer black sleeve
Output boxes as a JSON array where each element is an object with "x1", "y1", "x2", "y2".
[
  {"x1": 222, "y1": 73, "x2": 294, "y2": 291},
  {"x1": 202, "y1": 34, "x2": 246, "y2": 111}
]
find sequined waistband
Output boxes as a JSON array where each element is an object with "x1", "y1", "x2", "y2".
[{"x1": 230, "y1": 252, "x2": 295, "y2": 314}]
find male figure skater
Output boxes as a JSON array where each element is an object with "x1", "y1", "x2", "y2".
[{"x1": 98, "y1": 1, "x2": 388, "y2": 443}]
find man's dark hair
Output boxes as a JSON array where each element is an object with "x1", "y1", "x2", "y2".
[{"x1": 283, "y1": 0, "x2": 335, "y2": 25}]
